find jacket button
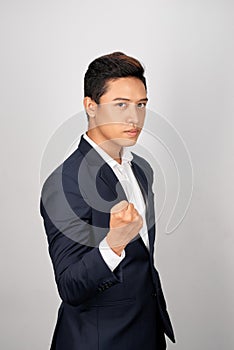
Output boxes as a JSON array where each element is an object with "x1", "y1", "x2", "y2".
[{"x1": 152, "y1": 292, "x2": 157, "y2": 297}]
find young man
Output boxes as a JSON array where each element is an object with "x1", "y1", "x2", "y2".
[{"x1": 40, "y1": 52, "x2": 175, "y2": 349}]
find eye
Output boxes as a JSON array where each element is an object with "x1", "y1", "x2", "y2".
[
  {"x1": 137, "y1": 102, "x2": 146, "y2": 109},
  {"x1": 115, "y1": 102, "x2": 128, "y2": 109}
]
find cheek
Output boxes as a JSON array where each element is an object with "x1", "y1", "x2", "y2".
[
  {"x1": 96, "y1": 107, "x2": 115, "y2": 124},
  {"x1": 97, "y1": 106, "x2": 129, "y2": 125},
  {"x1": 100, "y1": 123, "x2": 123, "y2": 139},
  {"x1": 100, "y1": 124, "x2": 123, "y2": 136},
  {"x1": 138, "y1": 112, "x2": 146, "y2": 125}
]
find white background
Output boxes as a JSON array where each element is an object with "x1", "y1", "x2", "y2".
[{"x1": 1, "y1": 0, "x2": 233, "y2": 349}]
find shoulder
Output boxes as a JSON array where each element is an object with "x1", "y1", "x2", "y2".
[
  {"x1": 41, "y1": 147, "x2": 84, "y2": 198},
  {"x1": 131, "y1": 152, "x2": 152, "y2": 169}
]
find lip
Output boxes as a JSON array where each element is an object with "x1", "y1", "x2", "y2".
[{"x1": 124, "y1": 129, "x2": 139, "y2": 137}]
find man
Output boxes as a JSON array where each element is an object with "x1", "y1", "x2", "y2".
[{"x1": 40, "y1": 52, "x2": 175, "y2": 349}]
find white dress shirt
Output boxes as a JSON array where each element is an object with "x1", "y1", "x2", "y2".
[{"x1": 83, "y1": 133, "x2": 149, "y2": 271}]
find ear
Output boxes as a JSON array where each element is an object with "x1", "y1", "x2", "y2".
[{"x1": 83, "y1": 97, "x2": 97, "y2": 118}]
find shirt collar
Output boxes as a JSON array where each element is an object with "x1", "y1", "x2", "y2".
[{"x1": 83, "y1": 133, "x2": 133, "y2": 169}]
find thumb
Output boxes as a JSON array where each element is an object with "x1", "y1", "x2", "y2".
[{"x1": 110, "y1": 200, "x2": 129, "y2": 214}]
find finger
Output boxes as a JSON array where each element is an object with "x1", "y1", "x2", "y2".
[
  {"x1": 110, "y1": 200, "x2": 129, "y2": 214},
  {"x1": 127, "y1": 203, "x2": 139, "y2": 216},
  {"x1": 125, "y1": 202, "x2": 137, "y2": 215}
]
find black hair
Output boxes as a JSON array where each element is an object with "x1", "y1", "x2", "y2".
[{"x1": 84, "y1": 52, "x2": 147, "y2": 104}]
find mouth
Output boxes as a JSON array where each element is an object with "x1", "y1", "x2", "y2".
[{"x1": 124, "y1": 129, "x2": 140, "y2": 137}]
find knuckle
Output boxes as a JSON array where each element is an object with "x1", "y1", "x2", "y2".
[{"x1": 128, "y1": 203, "x2": 135, "y2": 210}]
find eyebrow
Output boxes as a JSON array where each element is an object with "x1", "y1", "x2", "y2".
[{"x1": 112, "y1": 97, "x2": 148, "y2": 102}]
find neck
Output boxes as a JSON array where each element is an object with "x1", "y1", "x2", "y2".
[{"x1": 86, "y1": 130, "x2": 122, "y2": 164}]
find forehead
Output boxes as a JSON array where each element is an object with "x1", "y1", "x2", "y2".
[{"x1": 100, "y1": 77, "x2": 147, "y2": 103}]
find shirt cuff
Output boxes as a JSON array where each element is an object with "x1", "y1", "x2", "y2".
[{"x1": 99, "y1": 237, "x2": 126, "y2": 272}]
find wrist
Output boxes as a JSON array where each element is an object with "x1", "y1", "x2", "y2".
[{"x1": 106, "y1": 236, "x2": 125, "y2": 256}]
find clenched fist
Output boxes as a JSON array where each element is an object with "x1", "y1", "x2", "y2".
[{"x1": 106, "y1": 200, "x2": 143, "y2": 256}]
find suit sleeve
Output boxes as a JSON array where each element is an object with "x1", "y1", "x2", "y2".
[
  {"x1": 99, "y1": 237, "x2": 126, "y2": 271},
  {"x1": 40, "y1": 168, "x2": 122, "y2": 307}
]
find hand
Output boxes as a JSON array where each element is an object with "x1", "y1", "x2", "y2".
[{"x1": 106, "y1": 200, "x2": 143, "y2": 256}]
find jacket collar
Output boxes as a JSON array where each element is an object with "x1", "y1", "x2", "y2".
[
  {"x1": 78, "y1": 134, "x2": 149, "y2": 199},
  {"x1": 83, "y1": 132, "x2": 133, "y2": 169}
]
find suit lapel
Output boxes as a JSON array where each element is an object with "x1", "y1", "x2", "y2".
[
  {"x1": 130, "y1": 160, "x2": 148, "y2": 205},
  {"x1": 79, "y1": 135, "x2": 127, "y2": 205},
  {"x1": 131, "y1": 158, "x2": 155, "y2": 256},
  {"x1": 98, "y1": 162, "x2": 127, "y2": 204}
]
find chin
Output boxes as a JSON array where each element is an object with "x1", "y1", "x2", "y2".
[{"x1": 118, "y1": 138, "x2": 138, "y2": 147}]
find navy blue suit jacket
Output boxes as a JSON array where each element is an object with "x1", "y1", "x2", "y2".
[{"x1": 40, "y1": 135, "x2": 175, "y2": 349}]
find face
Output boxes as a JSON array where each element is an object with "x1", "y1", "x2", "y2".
[{"x1": 85, "y1": 77, "x2": 148, "y2": 148}]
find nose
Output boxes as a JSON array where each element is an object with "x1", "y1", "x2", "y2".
[{"x1": 126, "y1": 103, "x2": 140, "y2": 125}]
